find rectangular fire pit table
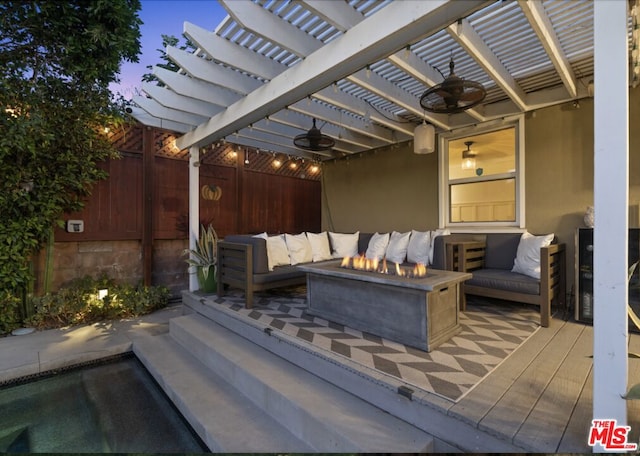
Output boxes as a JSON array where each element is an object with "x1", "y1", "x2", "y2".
[{"x1": 297, "y1": 261, "x2": 472, "y2": 352}]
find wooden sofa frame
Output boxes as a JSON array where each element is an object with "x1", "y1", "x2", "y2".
[
  {"x1": 216, "y1": 241, "x2": 306, "y2": 308},
  {"x1": 447, "y1": 241, "x2": 566, "y2": 327}
]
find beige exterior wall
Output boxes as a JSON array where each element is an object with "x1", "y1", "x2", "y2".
[
  {"x1": 322, "y1": 88, "x2": 640, "y2": 291},
  {"x1": 321, "y1": 146, "x2": 439, "y2": 233}
]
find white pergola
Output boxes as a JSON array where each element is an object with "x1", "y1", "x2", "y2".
[{"x1": 129, "y1": 0, "x2": 636, "y2": 445}]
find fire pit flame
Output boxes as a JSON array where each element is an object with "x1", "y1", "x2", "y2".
[
  {"x1": 414, "y1": 263, "x2": 427, "y2": 277},
  {"x1": 340, "y1": 254, "x2": 427, "y2": 278}
]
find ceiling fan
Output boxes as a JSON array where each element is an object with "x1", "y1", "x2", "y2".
[
  {"x1": 293, "y1": 118, "x2": 335, "y2": 151},
  {"x1": 420, "y1": 58, "x2": 486, "y2": 114}
]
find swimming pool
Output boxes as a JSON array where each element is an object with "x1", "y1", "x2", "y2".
[{"x1": 0, "y1": 354, "x2": 208, "y2": 453}]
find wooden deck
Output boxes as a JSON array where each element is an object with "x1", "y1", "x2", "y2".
[
  {"x1": 448, "y1": 315, "x2": 640, "y2": 453},
  {"x1": 188, "y1": 288, "x2": 640, "y2": 452}
]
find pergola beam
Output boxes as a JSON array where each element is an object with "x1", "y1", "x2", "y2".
[
  {"x1": 153, "y1": 67, "x2": 242, "y2": 107},
  {"x1": 133, "y1": 96, "x2": 207, "y2": 127},
  {"x1": 141, "y1": 83, "x2": 224, "y2": 118},
  {"x1": 518, "y1": 0, "x2": 578, "y2": 99},
  {"x1": 448, "y1": 18, "x2": 528, "y2": 111},
  {"x1": 177, "y1": 0, "x2": 489, "y2": 150}
]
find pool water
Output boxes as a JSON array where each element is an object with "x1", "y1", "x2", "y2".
[{"x1": 0, "y1": 355, "x2": 208, "y2": 453}]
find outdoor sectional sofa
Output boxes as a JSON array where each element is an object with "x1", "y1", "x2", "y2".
[
  {"x1": 433, "y1": 232, "x2": 566, "y2": 327},
  {"x1": 217, "y1": 232, "x2": 376, "y2": 309},
  {"x1": 216, "y1": 231, "x2": 566, "y2": 327}
]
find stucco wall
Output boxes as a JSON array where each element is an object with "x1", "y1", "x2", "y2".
[
  {"x1": 321, "y1": 88, "x2": 640, "y2": 292},
  {"x1": 321, "y1": 145, "x2": 439, "y2": 233}
]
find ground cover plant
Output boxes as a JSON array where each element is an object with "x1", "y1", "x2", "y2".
[{"x1": 0, "y1": 275, "x2": 169, "y2": 334}]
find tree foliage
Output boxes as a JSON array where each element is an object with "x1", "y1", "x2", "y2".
[
  {"x1": 0, "y1": 0, "x2": 142, "y2": 297},
  {"x1": 142, "y1": 33, "x2": 196, "y2": 86}
]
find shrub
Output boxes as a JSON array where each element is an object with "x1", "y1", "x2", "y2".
[
  {"x1": 26, "y1": 275, "x2": 170, "y2": 330},
  {"x1": 0, "y1": 291, "x2": 21, "y2": 334}
]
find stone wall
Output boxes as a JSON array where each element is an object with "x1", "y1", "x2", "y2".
[{"x1": 34, "y1": 239, "x2": 188, "y2": 299}]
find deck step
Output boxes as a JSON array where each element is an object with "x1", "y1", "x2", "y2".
[
  {"x1": 133, "y1": 332, "x2": 313, "y2": 452},
  {"x1": 168, "y1": 313, "x2": 434, "y2": 453}
]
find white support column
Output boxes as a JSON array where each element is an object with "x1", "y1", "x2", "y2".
[
  {"x1": 593, "y1": 0, "x2": 630, "y2": 440},
  {"x1": 188, "y1": 145, "x2": 200, "y2": 292}
]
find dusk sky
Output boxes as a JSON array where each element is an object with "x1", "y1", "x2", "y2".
[{"x1": 111, "y1": 0, "x2": 227, "y2": 99}]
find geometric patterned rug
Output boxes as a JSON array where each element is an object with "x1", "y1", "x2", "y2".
[{"x1": 213, "y1": 286, "x2": 540, "y2": 402}]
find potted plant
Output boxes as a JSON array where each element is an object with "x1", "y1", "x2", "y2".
[{"x1": 183, "y1": 224, "x2": 218, "y2": 293}]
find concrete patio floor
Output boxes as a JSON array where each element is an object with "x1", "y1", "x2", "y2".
[{"x1": 0, "y1": 303, "x2": 182, "y2": 385}]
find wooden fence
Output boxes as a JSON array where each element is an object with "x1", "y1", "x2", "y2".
[{"x1": 35, "y1": 123, "x2": 321, "y2": 295}]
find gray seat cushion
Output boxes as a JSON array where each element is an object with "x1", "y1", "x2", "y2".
[
  {"x1": 466, "y1": 268, "x2": 540, "y2": 295},
  {"x1": 252, "y1": 265, "x2": 305, "y2": 284}
]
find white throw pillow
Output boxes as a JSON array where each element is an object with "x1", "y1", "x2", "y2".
[
  {"x1": 254, "y1": 233, "x2": 290, "y2": 271},
  {"x1": 329, "y1": 231, "x2": 360, "y2": 258},
  {"x1": 285, "y1": 233, "x2": 313, "y2": 265},
  {"x1": 385, "y1": 231, "x2": 411, "y2": 264},
  {"x1": 407, "y1": 230, "x2": 431, "y2": 265},
  {"x1": 429, "y1": 228, "x2": 451, "y2": 265},
  {"x1": 512, "y1": 231, "x2": 554, "y2": 279},
  {"x1": 365, "y1": 232, "x2": 390, "y2": 261},
  {"x1": 306, "y1": 231, "x2": 333, "y2": 262}
]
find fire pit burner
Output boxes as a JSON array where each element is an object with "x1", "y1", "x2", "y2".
[{"x1": 340, "y1": 255, "x2": 427, "y2": 278}]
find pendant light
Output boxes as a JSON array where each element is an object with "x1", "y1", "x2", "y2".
[
  {"x1": 413, "y1": 119, "x2": 435, "y2": 154},
  {"x1": 461, "y1": 141, "x2": 477, "y2": 170}
]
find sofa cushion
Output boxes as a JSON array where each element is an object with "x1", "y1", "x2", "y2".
[
  {"x1": 365, "y1": 232, "x2": 390, "y2": 260},
  {"x1": 306, "y1": 231, "x2": 333, "y2": 262},
  {"x1": 285, "y1": 233, "x2": 313, "y2": 265},
  {"x1": 329, "y1": 231, "x2": 360, "y2": 258},
  {"x1": 252, "y1": 265, "x2": 305, "y2": 284},
  {"x1": 484, "y1": 233, "x2": 522, "y2": 270},
  {"x1": 429, "y1": 229, "x2": 451, "y2": 265},
  {"x1": 466, "y1": 269, "x2": 540, "y2": 295},
  {"x1": 385, "y1": 231, "x2": 411, "y2": 264},
  {"x1": 407, "y1": 230, "x2": 430, "y2": 265},
  {"x1": 254, "y1": 233, "x2": 290, "y2": 271},
  {"x1": 512, "y1": 231, "x2": 554, "y2": 279},
  {"x1": 357, "y1": 232, "x2": 374, "y2": 255}
]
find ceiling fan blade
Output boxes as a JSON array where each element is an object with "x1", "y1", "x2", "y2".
[{"x1": 459, "y1": 89, "x2": 485, "y2": 102}]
